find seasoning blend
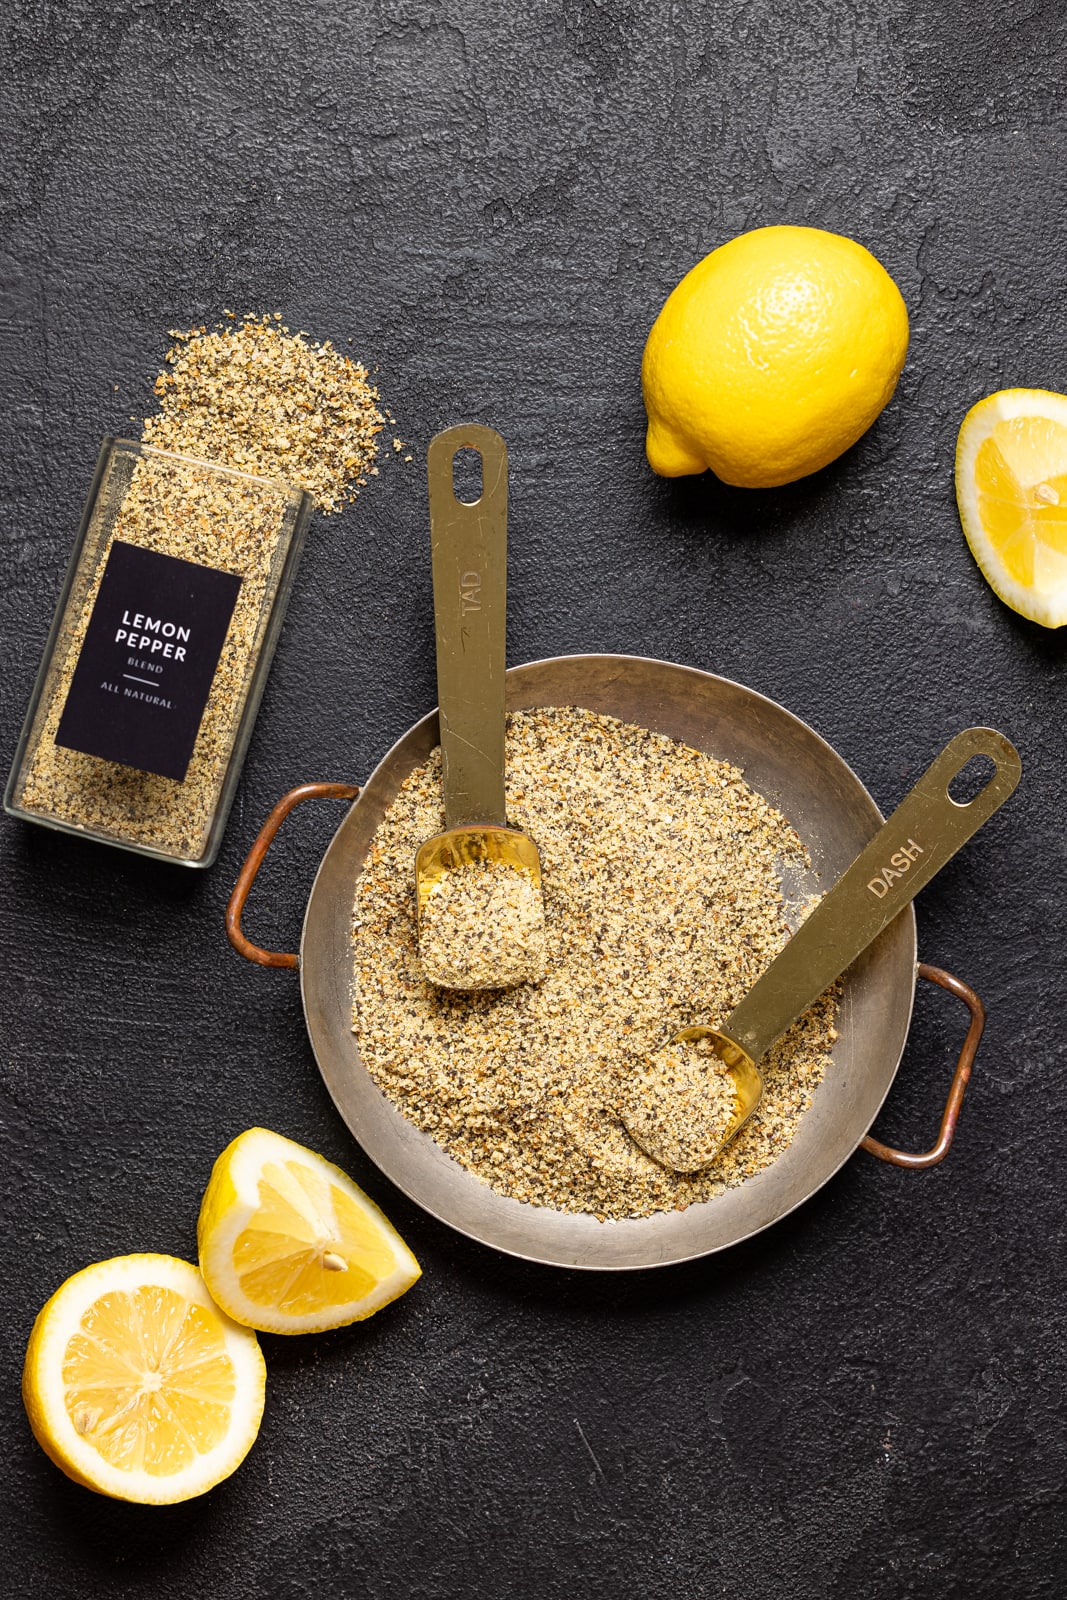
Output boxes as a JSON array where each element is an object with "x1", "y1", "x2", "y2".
[
  {"x1": 351, "y1": 706, "x2": 842, "y2": 1222},
  {"x1": 418, "y1": 859, "x2": 547, "y2": 990},
  {"x1": 623, "y1": 1035, "x2": 742, "y2": 1173},
  {"x1": 5, "y1": 438, "x2": 312, "y2": 866}
]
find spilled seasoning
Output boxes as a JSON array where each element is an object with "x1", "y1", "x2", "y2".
[
  {"x1": 351, "y1": 707, "x2": 839, "y2": 1221},
  {"x1": 11, "y1": 314, "x2": 391, "y2": 861},
  {"x1": 143, "y1": 313, "x2": 386, "y2": 513}
]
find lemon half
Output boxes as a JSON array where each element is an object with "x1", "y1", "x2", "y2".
[
  {"x1": 22, "y1": 1253, "x2": 265, "y2": 1504},
  {"x1": 642, "y1": 225, "x2": 909, "y2": 488},
  {"x1": 956, "y1": 387, "x2": 1067, "y2": 628},
  {"x1": 197, "y1": 1128, "x2": 421, "y2": 1335}
]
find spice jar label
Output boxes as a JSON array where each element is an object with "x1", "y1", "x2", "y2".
[{"x1": 54, "y1": 540, "x2": 242, "y2": 782}]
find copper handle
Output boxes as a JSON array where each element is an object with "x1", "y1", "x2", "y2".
[
  {"x1": 225, "y1": 782, "x2": 361, "y2": 969},
  {"x1": 860, "y1": 962, "x2": 985, "y2": 1169}
]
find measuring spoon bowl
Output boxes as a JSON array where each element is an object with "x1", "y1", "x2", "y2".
[
  {"x1": 415, "y1": 824, "x2": 543, "y2": 919},
  {"x1": 623, "y1": 1026, "x2": 764, "y2": 1172}
]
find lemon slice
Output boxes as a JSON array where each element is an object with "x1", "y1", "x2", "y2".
[
  {"x1": 956, "y1": 388, "x2": 1067, "y2": 627},
  {"x1": 197, "y1": 1128, "x2": 421, "y2": 1335},
  {"x1": 22, "y1": 1254, "x2": 265, "y2": 1504}
]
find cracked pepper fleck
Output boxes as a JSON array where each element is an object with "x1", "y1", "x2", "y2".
[{"x1": 351, "y1": 707, "x2": 839, "y2": 1221}]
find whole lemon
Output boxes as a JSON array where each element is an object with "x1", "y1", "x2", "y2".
[{"x1": 642, "y1": 226, "x2": 909, "y2": 488}]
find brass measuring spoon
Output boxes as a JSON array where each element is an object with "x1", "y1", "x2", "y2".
[
  {"x1": 622, "y1": 727, "x2": 1022, "y2": 1172},
  {"x1": 415, "y1": 425, "x2": 545, "y2": 990}
]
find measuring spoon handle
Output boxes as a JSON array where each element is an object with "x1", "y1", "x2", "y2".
[
  {"x1": 724, "y1": 728, "x2": 1021, "y2": 1062},
  {"x1": 427, "y1": 426, "x2": 509, "y2": 830}
]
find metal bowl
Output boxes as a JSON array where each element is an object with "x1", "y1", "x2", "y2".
[{"x1": 292, "y1": 654, "x2": 917, "y2": 1270}]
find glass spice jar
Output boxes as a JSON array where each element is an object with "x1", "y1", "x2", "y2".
[{"x1": 5, "y1": 437, "x2": 312, "y2": 866}]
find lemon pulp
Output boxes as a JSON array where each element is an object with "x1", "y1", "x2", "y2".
[
  {"x1": 974, "y1": 420, "x2": 1067, "y2": 584},
  {"x1": 62, "y1": 1284, "x2": 236, "y2": 1474},
  {"x1": 233, "y1": 1157, "x2": 398, "y2": 1314},
  {"x1": 956, "y1": 389, "x2": 1067, "y2": 627},
  {"x1": 23, "y1": 1254, "x2": 265, "y2": 1503}
]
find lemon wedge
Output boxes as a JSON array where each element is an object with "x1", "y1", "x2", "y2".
[
  {"x1": 22, "y1": 1254, "x2": 265, "y2": 1503},
  {"x1": 956, "y1": 387, "x2": 1067, "y2": 627},
  {"x1": 197, "y1": 1128, "x2": 421, "y2": 1335}
]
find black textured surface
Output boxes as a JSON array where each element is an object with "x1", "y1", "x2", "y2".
[{"x1": 2, "y1": 3, "x2": 1066, "y2": 1596}]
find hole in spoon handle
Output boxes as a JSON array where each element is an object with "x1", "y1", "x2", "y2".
[
  {"x1": 854, "y1": 727, "x2": 1021, "y2": 914},
  {"x1": 935, "y1": 727, "x2": 1021, "y2": 812}
]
